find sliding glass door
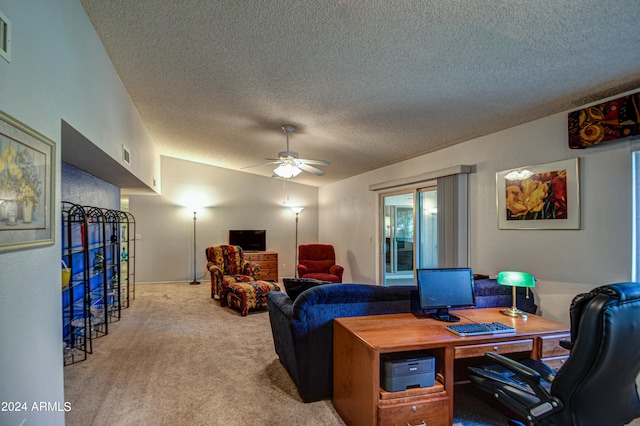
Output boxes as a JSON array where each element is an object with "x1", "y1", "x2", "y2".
[
  {"x1": 382, "y1": 193, "x2": 414, "y2": 286},
  {"x1": 417, "y1": 187, "x2": 438, "y2": 269},
  {"x1": 377, "y1": 169, "x2": 469, "y2": 286},
  {"x1": 382, "y1": 186, "x2": 439, "y2": 286}
]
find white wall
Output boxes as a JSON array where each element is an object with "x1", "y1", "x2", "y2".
[
  {"x1": 320, "y1": 89, "x2": 640, "y2": 324},
  {"x1": 128, "y1": 156, "x2": 318, "y2": 284},
  {"x1": 0, "y1": 1, "x2": 159, "y2": 424}
]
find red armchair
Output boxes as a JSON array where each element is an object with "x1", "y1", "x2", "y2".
[{"x1": 297, "y1": 244, "x2": 344, "y2": 283}]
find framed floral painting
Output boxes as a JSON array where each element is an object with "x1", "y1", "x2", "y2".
[
  {"x1": 0, "y1": 110, "x2": 55, "y2": 252},
  {"x1": 496, "y1": 158, "x2": 580, "y2": 230}
]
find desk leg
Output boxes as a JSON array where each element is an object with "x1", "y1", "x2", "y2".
[
  {"x1": 444, "y1": 346, "x2": 455, "y2": 426},
  {"x1": 334, "y1": 321, "x2": 378, "y2": 426}
]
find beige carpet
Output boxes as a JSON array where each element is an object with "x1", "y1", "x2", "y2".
[
  {"x1": 68, "y1": 282, "x2": 622, "y2": 426},
  {"x1": 63, "y1": 282, "x2": 345, "y2": 426}
]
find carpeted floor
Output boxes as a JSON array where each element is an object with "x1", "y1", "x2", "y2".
[{"x1": 63, "y1": 282, "x2": 513, "y2": 425}]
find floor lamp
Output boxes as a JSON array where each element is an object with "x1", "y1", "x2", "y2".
[
  {"x1": 190, "y1": 211, "x2": 200, "y2": 285},
  {"x1": 290, "y1": 207, "x2": 304, "y2": 278}
]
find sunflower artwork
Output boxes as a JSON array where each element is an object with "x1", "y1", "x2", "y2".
[
  {"x1": 497, "y1": 158, "x2": 580, "y2": 230},
  {"x1": 505, "y1": 169, "x2": 567, "y2": 221}
]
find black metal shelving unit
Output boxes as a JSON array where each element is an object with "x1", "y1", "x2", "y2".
[
  {"x1": 101, "y1": 208, "x2": 122, "y2": 324},
  {"x1": 61, "y1": 201, "x2": 90, "y2": 366},
  {"x1": 61, "y1": 202, "x2": 136, "y2": 366},
  {"x1": 84, "y1": 205, "x2": 109, "y2": 339},
  {"x1": 118, "y1": 210, "x2": 136, "y2": 306}
]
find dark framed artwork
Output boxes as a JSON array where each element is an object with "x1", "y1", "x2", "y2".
[
  {"x1": 0, "y1": 110, "x2": 56, "y2": 252},
  {"x1": 568, "y1": 92, "x2": 640, "y2": 149},
  {"x1": 497, "y1": 158, "x2": 580, "y2": 230}
]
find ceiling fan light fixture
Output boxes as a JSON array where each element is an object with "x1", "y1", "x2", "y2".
[{"x1": 274, "y1": 162, "x2": 302, "y2": 178}]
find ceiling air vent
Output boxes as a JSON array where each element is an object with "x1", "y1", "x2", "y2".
[
  {"x1": 122, "y1": 145, "x2": 131, "y2": 166},
  {"x1": 0, "y1": 9, "x2": 11, "y2": 63}
]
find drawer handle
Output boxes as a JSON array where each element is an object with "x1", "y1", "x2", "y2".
[
  {"x1": 493, "y1": 346, "x2": 499, "y2": 352},
  {"x1": 406, "y1": 422, "x2": 426, "y2": 426}
]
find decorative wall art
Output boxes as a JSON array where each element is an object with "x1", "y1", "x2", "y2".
[
  {"x1": 497, "y1": 158, "x2": 580, "y2": 230},
  {"x1": 0, "y1": 110, "x2": 55, "y2": 253},
  {"x1": 568, "y1": 92, "x2": 640, "y2": 149}
]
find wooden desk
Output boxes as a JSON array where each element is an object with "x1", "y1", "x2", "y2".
[{"x1": 333, "y1": 308, "x2": 569, "y2": 426}]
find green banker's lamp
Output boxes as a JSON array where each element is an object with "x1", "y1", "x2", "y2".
[{"x1": 497, "y1": 271, "x2": 536, "y2": 319}]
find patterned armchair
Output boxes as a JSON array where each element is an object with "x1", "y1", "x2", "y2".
[{"x1": 205, "y1": 245, "x2": 260, "y2": 303}]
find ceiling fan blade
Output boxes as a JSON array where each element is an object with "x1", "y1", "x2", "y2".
[
  {"x1": 298, "y1": 163, "x2": 326, "y2": 176},
  {"x1": 298, "y1": 158, "x2": 331, "y2": 166},
  {"x1": 241, "y1": 161, "x2": 280, "y2": 170}
]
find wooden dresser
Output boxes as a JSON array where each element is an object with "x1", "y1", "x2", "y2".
[{"x1": 244, "y1": 251, "x2": 278, "y2": 281}]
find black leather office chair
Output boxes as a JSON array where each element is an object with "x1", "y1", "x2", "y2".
[{"x1": 468, "y1": 282, "x2": 640, "y2": 426}]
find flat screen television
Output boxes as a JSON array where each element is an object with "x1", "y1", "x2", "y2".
[
  {"x1": 228, "y1": 230, "x2": 266, "y2": 252},
  {"x1": 416, "y1": 268, "x2": 475, "y2": 322}
]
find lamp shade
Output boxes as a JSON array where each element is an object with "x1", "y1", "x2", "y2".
[
  {"x1": 497, "y1": 271, "x2": 536, "y2": 287},
  {"x1": 290, "y1": 206, "x2": 304, "y2": 214},
  {"x1": 274, "y1": 163, "x2": 302, "y2": 178}
]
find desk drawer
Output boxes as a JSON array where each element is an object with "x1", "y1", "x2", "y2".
[
  {"x1": 455, "y1": 339, "x2": 533, "y2": 359},
  {"x1": 542, "y1": 356, "x2": 568, "y2": 370},
  {"x1": 540, "y1": 334, "x2": 571, "y2": 358},
  {"x1": 378, "y1": 396, "x2": 449, "y2": 426}
]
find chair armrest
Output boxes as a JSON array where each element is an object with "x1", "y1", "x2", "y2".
[
  {"x1": 329, "y1": 264, "x2": 344, "y2": 281},
  {"x1": 241, "y1": 260, "x2": 261, "y2": 278},
  {"x1": 207, "y1": 263, "x2": 222, "y2": 275},
  {"x1": 297, "y1": 264, "x2": 309, "y2": 276},
  {"x1": 559, "y1": 339, "x2": 573, "y2": 351},
  {"x1": 486, "y1": 352, "x2": 540, "y2": 382},
  {"x1": 207, "y1": 263, "x2": 223, "y2": 298},
  {"x1": 485, "y1": 352, "x2": 552, "y2": 403}
]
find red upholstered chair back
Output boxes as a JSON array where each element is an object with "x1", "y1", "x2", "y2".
[{"x1": 298, "y1": 244, "x2": 336, "y2": 273}]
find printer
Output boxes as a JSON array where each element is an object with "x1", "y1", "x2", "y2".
[{"x1": 381, "y1": 354, "x2": 435, "y2": 392}]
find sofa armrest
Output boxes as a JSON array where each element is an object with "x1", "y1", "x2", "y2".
[
  {"x1": 267, "y1": 291, "x2": 294, "y2": 319},
  {"x1": 266, "y1": 292, "x2": 300, "y2": 388}
]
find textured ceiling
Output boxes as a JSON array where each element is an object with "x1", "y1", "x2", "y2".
[{"x1": 78, "y1": 0, "x2": 640, "y2": 187}]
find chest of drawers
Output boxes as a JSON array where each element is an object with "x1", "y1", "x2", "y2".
[{"x1": 244, "y1": 251, "x2": 278, "y2": 281}]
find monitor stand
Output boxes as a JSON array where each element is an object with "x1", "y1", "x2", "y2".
[{"x1": 430, "y1": 308, "x2": 460, "y2": 322}]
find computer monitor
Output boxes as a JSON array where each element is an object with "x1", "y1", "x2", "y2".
[{"x1": 416, "y1": 268, "x2": 475, "y2": 322}]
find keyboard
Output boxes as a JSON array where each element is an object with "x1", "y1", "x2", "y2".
[{"x1": 445, "y1": 321, "x2": 515, "y2": 336}]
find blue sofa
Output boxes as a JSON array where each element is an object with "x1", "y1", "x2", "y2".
[{"x1": 266, "y1": 280, "x2": 536, "y2": 402}]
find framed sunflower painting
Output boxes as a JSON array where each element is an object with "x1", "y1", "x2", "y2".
[{"x1": 496, "y1": 158, "x2": 580, "y2": 230}]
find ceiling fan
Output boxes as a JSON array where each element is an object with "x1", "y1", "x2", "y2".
[{"x1": 245, "y1": 125, "x2": 331, "y2": 178}]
